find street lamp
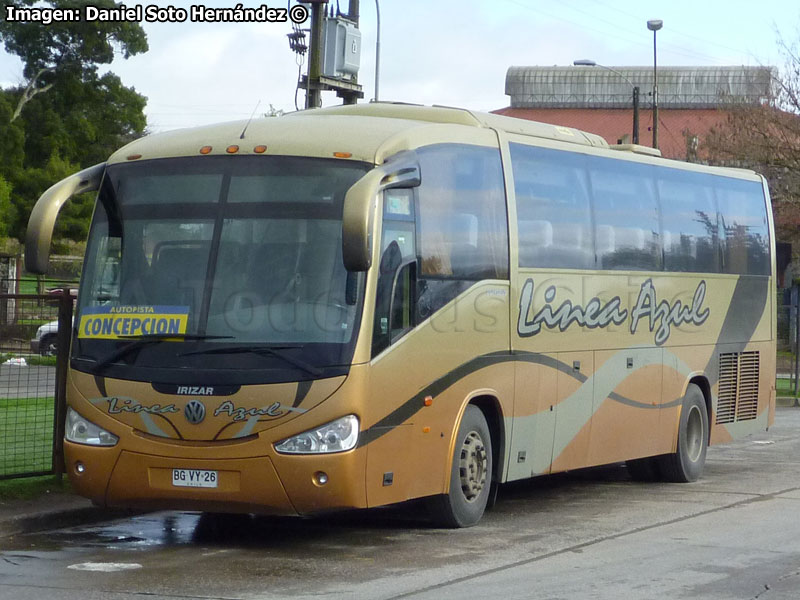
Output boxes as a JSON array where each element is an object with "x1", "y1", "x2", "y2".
[
  {"x1": 647, "y1": 19, "x2": 663, "y2": 150},
  {"x1": 374, "y1": 0, "x2": 381, "y2": 101},
  {"x1": 573, "y1": 59, "x2": 640, "y2": 144}
]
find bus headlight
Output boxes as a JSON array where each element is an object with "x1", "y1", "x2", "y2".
[
  {"x1": 65, "y1": 407, "x2": 119, "y2": 446},
  {"x1": 274, "y1": 415, "x2": 359, "y2": 455}
]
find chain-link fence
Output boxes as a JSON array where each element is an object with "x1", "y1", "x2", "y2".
[{"x1": 0, "y1": 292, "x2": 72, "y2": 479}]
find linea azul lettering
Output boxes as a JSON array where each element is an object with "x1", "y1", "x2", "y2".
[
  {"x1": 107, "y1": 397, "x2": 179, "y2": 415},
  {"x1": 214, "y1": 400, "x2": 285, "y2": 422},
  {"x1": 629, "y1": 279, "x2": 710, "y2": 345},
  {"x1": 518, "y1": 278, "x2": 627, "y2": 337},
  {"x1": 517, "y1": 278, "x2": 710, "y2": 345}
]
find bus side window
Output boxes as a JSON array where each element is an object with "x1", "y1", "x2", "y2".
[
  {"x1": 510, "y1": 143, "x2": 593, "y2": 270},
  {"x1": 658, "y1": 171, "x2": 720, "y2": 273},
  {"x1": 588, "y1": 157, "x2": 661, "y2": 271},
  {"x1": 373, "y1": 188, "x2": 420, "y2": 357},
  {"x1": 389, "y1": 262, "x2": 415, "y2": 340},
  {"x1": 716, "y1": 179, "x2": 770, "y2": 276},
  {"x1": 414, "y1": 144, "x2": 509, "y2": 316},
  {"x1": 372, "y1": 241, "x2": 403, "y2": 357}
]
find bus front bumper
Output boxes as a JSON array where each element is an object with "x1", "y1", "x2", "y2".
[{"x1": 64, "y1": 440, "x2": 368, "y2": 516}]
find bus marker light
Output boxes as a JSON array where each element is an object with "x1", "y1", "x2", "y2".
[
  {"x1": 333, "y1": 152, "x2": 352, "y2": 158},
  {"x1": 254, "y1": 145, "x2": 267, "y2": 154},
  {"x1": 424, "y1": 396, "x2": 433, "y2": 406},
  {"x1": 75, "y1": 462, "x2": 86, "y2": 474},
  {"x1": 126, "y1": 154, "x2": 142, "y2": 161},
  {"x1": 226, "y1": 145, "x2": 239, "y2": 154},
  {"x1": 313, "y1": 472, "x2": 328, "y2": 486},
  {"x1": 422, "y1": 427, "x2": 431, "y2": 434},
  {"x1": 199, "y1": 146, "x2": 212, "y2": 154}
]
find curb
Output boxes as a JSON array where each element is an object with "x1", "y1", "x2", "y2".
[
  {"x1": 777, "y1": 396, "x2": 800, "y2": 408},
  {"x1": 0, "y1": 497, "x2": 136, "y2": 539}
]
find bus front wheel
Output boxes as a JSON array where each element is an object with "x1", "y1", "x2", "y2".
[
  {"x1": 429, "y1": 405, "x2": 493, "y2": 528},
  {"x1": 658, "y1": 383, "x2": 708, "y2": 482}
]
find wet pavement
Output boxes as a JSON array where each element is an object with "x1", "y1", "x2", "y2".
[{"x1": 2, "y1": 408, "x2": 800, "y2": 599}]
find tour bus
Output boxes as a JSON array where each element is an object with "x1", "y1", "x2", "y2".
[{"x1": 26, "y1": 103, "x2": 776, "y2": 527}]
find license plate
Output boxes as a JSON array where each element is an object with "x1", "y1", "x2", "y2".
[{"x1": 172, "y1": 469, "x2": 218, "y2": 488}]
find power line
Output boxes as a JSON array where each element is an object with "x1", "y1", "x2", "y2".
[{"x1": 499, "y1": 0, "x2": 766, "y2": 66}]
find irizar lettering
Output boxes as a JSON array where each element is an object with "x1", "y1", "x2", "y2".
[
  {"x1": 176, "y1": 386, "x2": 215, "y2": 396},
  {"x1": 518, "y1": 278, "x2": 710, "y2": 345}
]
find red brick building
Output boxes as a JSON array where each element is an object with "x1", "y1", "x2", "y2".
[{"x1": 494, "y1": 66, "x2": 775, "y2": 161}]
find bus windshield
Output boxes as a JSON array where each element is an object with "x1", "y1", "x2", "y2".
[{"x1": 73, "y1": 156, "x2": 368, "y2": 384}]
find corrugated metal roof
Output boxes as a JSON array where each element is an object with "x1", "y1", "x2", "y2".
[{"x1": 506, "y1": 66, "x2": 776, "y2": 109}]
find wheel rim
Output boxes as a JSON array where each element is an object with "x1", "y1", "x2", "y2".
[
  {"x1": 43, "y1": 339, "x2": 57, "y2": 356},
  {"x1": 458, "y1": 430, "x2": 487, "y2": 503},
  {"x1": 685, "y1": 406, "x2": 704, "y2": 463}
]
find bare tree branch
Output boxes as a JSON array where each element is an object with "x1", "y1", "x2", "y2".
[{"x1": 10, "y1": 67, "x2": 55, "y2": 122}]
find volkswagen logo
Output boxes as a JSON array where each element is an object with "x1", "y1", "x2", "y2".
[{"x1": 184, "y1": 400, "x2": 206, "y2": 425}]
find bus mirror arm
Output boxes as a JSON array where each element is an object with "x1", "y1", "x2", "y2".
[
  {"x1": 342, "y1": 151, "x2": 420, "y2": 272},
  {"x1": 25, "y1": 162, "x2": 106, "y2": 274},
  {"x1": 345, "y1": 271, "x2": 359, "y2": 305}
]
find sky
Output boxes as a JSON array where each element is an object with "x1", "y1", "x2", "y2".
[{"x1": 1, "y1": 0, "x2": 799, "y2": 132}]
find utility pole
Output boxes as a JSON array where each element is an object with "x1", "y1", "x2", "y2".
[
  {"x1": 340, "y1": 0, "x2": 360, "y2": 105},
  {"x1": 298, "y1": 0, "x2": 364, "y2": 109},
  {"x1": 305, "y1": 0, "x2": 326, "y2": 109},
  {"x1": 573, "y1": 60, "x2": 640, "y2": 146}
]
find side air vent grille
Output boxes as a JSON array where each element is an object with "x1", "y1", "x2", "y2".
[
  {"x1": 736, "y1": 352, "x2": 760, "y2": 421},
  {"x1": 717, "y1": 353, "x2": 738, "y2": 424},
  {"x1": 716, "y1": 351, "x2": 760, "y2": 425}
]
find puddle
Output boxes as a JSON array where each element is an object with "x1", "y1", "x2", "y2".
[{"x1": 67, "y1": 561, "x2": 143, "y2": 572}]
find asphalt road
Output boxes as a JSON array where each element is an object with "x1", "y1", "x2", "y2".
[
  {"x1": 0, "y1": 365, "x2": 55, "y2": 399},
  {"x1": 1, "y1": 407, "x2": 799, "y2": 600}
]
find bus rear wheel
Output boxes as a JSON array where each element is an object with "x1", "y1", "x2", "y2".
[
  {"x1": 657, "y1": 383, "x2": 708, "y2": 482},
  {"x1": 429, "y1": 405, "x2": 493, "y2": 528}
]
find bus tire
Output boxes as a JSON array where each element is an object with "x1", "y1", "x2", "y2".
[
  {"x1": 429, "y1": 405, "x2": 493, "y2": 528},
  {"x1": 657, "y1": 384, "x2": 708, "y2": 483},
  {"x1": 40, "y1": 334, "x2": 58, "y2": 356}
]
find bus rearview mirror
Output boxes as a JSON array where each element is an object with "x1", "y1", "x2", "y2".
[
  {"x1": 342, "y1": 152, "x2": 420, "y2": 272},
  {"x1": 25, "y1": 162, "x2": 106, "y2": 274}
]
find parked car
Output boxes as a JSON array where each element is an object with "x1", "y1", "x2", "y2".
[
  {"x1": 31, "y1": 320, "x2": 59, "y2": 356},
  {"x1": 46, "y1": 287, "x2": 78, "y2": 298}
]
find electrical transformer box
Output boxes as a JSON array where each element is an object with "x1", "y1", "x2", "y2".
[{"x1": 322, "y1": 17, "x2": 361, "y2": 78}]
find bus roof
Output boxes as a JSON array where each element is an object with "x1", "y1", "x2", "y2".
[
  {"x1": 108, "y1": 102, "x2": 609, "y2": 166},
  {"x1": 107, "y1": 102, "x2": 759, "y2": 181}
]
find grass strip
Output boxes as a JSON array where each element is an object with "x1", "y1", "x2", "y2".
[
  {"x1": 0, "y1": 396, "x2": 55, "y2": 477},
  {"x1": 0, "y1": 474, "x2": 70, "y2": 500}
]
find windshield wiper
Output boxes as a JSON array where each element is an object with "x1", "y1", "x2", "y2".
[
  {"x1": 179, "y1": 345, "x2": 322, "y2": 377},
  {"x1": 90, "y1": 333, "x2": 233, "y2": 373}
]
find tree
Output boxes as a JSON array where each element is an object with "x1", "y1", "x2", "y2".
[
  {"x1": 0, "y1": 1, "x2": 149, "y2": 242},
  {"x1": 0, "y1": 176, "x2": 14, "y2": 238},
  {"x1": 0, "y1": 0, "x2": 147, "y2": 121},
  {"x1": 703, "y1": 32, "x2": 800, "y2": 244}
]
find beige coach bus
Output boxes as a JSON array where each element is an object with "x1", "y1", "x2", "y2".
[{"x1": 26, "y1": 103, "x2": 776, "y2": 527}]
